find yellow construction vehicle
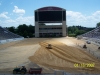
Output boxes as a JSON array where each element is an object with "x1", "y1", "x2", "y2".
[{"x1": 46, "y1": 44, "x2": 52, "y2": 49}]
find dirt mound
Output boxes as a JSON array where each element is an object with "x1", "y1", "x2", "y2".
[{"x1": 29, "y1": 40, "x2": 100, "y2": 74}]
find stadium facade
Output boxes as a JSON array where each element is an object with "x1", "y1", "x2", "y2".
[{"x1": 35, "y1": 6, "x2": 67, "y2": 37}]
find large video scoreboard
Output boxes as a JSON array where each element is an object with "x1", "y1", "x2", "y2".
[{"x1": 35, "y1": 11, "x2": 66, "y2": 23}]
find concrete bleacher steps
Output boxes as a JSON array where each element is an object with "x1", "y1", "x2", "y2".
[
  {"x1": 80, "y1": 27, "x2": 100, "y2": 39},
  {"x1": 0, "y1": 26, "x2": 24, "y2": 44},
  {"x1": 0, "y1": 37, "x2": 24, "y2": 44},
  {"x1": 77, "y1": 26, "x2": 100, "y2": 45}
]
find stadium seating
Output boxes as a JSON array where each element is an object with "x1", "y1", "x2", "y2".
[
  {"x1": 81, "y1": 26, "x2": 100, "y2": 39},
  {"x1": 77, "y1": 26, "x2": 100, "y2": 44},
  {"x1": 0, "y1": 26, "x2": 24, "y2": 40}
]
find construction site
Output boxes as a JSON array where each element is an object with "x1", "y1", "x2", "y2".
[
  {"x1": 0, "y1": 6, "x2": 100, "y2": 75},
  {"x1": 0, "y1": 37, "x2": 100, "y2": 74}
]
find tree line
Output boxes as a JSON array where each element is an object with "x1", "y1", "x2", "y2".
[
  {"x1": 68, "y1": 25, "x2": 94, "y2": 37},
  {"x1": 6, "y1": 23, "x2": 98, "y2": 38},
  {"x1": 6, "y1": 24, "x2": 35, "y2": 38}
]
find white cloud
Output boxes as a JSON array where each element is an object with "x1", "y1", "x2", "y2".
[
  {"x1": 92, "y1": 11, "x2": 100, "y2": 20},
  {"x1": 13, "y1": 6, "x2": 25, "y2": 16},
  {"x1": 0, "y1": 10, "x2": 100, "y2": 27},
  {"x1": 0, "y1": 16, "x2": 34, "y2": 27},
  {"x1": 0, "y1": 12, "x2": 10, "y2": 19},
  {"x1": 67, "y1": 11, "x2": 100, "y2": 27},
  {"x1": 92, "y1": 11, "x2": 100, "y2": 16},
  {"x1": 10, "y1": 13, "x2": 13, "y2": 15},
  {"x1": 15, "y1": 16, "x2": 34, "y2": 25}
]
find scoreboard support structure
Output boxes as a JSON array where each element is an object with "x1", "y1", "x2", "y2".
[{"x1": 35, "y1": 6, "x2": 67, "y2": 37}]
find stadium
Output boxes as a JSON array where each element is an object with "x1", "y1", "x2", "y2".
[{"x1": 0, "y1": 6, "x2": 100, "y2": 75}]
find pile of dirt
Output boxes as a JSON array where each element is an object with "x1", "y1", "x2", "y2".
[{"x1": 29, "y1": 40, "x2": 100, "y2": 74}]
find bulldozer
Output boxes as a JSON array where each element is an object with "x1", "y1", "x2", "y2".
[
  {"x1": 46, "y1": 44, "x2": 52, "y2": 49},
  {"x1": 83, "y1": 44, "x2": 87, "y2": 49}
]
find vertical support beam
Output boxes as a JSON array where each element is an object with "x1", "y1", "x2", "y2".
[
  {"x1": 35, "y1": 22, "x2": 39, "y2": 37},
  {"x1": 62, "y1": 21, "x2": 66, "y2": 37},
  {"x1": 35, "y1": 10, "x2": 39, "y2": 37}
]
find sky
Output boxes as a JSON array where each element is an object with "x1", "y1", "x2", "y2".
[{"x1": 0, "y1": 0, "x2": 100, "y2": 27}]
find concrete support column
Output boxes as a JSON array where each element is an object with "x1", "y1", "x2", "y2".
[
  {"x1": 62, "y1": 21, "x2": 66, "y2": 37},
  {"x1": 35, "y1": 22, "x2": 39, "y2": 37}
]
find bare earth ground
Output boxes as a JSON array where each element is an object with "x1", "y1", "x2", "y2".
[
  {"x1": 0, "y1": 38, "x2": 52, "y2": 73},
  {"x1": 0, "y1": 37, "x2": 100, "y2": 74}
]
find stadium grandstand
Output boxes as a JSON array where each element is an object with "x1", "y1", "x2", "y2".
[
  {"x1": 81, "y1": 27, "x2": 100, "y2": 38},
  {"x1": 0, "y1": 26, "x2": 24, "y2": 44},
  {"x1": 77, "y1": 26, "x2": 100, "y2": 44}
]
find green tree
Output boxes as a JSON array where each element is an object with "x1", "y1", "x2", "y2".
[
  {"x1": 68, "y1": 25, "x2": 94, "y2": 37},
  {"x1": 17, "y1": 24, "x2": 28, "y2": 33},
  {"x1": 29, "y1": 33, "x2": 34, "y2": 38},
  {"x1": 28, "y1": 25, "x2": 35, "y2": 33},
  {"x1": 23, "y1": 31, "x2": 28, "y2": 38},
  {"x1": 96, "y1": 22, "x2": 100, "y2": 27},
  {"x1": 8, "y1": 26, "x2": 16, "y2": 33},
  {"x1": 76, "y1": 30, "x2": 85, "y2": 35}
]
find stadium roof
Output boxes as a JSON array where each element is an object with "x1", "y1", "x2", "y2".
[{"x1": 35, "y1": 6, "x2": 66, "y2": 11}]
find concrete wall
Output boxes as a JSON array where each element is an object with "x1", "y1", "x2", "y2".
[
  {"x1": 39, "y1": 29, "x2": 62, "y2": 33},
  {"x1": 35, "y1": 22, "x2": 39, "y2": 37},
  {"x1": 35, "y1": 21, "x2": 67, "y2": 37},
  {"x1": 62, "y1": 21, "x2": 67, "y2": 37}
]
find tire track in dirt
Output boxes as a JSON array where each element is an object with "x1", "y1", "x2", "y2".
[
  {"x1": 29, "y1": 40, "x2": 100, "y2": 73},
  {"x1": 40, "y1": 41, "x2": 97, "y2": 63}
]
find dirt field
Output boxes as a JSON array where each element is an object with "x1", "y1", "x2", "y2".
[
  {"x1": 0, "y1": 38, "x2": 52, "y2": 73},
  {"x1": 0, "y1": 37, "x2": 100, "y2": 74}
]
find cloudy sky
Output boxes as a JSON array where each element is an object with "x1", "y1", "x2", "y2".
[{"x1": 0, "y1": 0, "x2": 100, "y2": 27}]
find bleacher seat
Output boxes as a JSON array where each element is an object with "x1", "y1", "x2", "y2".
[
  {"x1": 78, "y1": 26, "x2": 100, "y2": 39},
  {"x1": 0, "y1": 26, "x2": 23, "y2": 40}
]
